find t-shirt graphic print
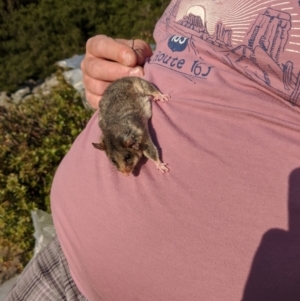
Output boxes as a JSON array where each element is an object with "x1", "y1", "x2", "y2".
[{"x1": 151, "y1": 0, "x2": 300, "y2": 106}]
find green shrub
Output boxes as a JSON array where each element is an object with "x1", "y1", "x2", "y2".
[
  {"x1": 0, "y1": 74, "x2": 92, "y2": 274},
  {"x1": 0, "y1": 0, "x2": 169, "y2": 92}
]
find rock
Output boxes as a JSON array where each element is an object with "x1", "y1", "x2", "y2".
[
  {"x1": 0, "y1": 92, "x2": 12, "y2": 107},
  {"x1": 10, "y1": 87, "x2": 30, "y2": 104},
  {"x1": 57, "y1": 54, "x2": 84, "y2": 69},
  {"x1": 63, "y1": 69, "x2": 83, "y2": 91},
  {"x1": 32, "y1": 74, "x2": 59, "y2": 95},
  {"x1": 0, "y1": 55, "x2": 91, "y2": 109}
]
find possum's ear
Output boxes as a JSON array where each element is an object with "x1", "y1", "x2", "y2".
[
  {"x1": 92, "y1": 136, "x2": 106, "y2": 151},
  {"x1": 123, "y1": 137, "x2": 139, "y2": 150}
]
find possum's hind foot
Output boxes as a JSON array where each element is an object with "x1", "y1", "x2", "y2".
[
  {"x1": 155, "y1": 161, "x2": 169, "y2": 173},
  {"x1": 153, "y1": 93, "x2": 170, "y2": 103}
]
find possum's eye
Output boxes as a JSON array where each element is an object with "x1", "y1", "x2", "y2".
[
  {"x1": 124, "y1": 153, "x2": 132, "y2": 162},
  {"x1": 111, "y1": 158, "x2": 116, "y2": 164}
]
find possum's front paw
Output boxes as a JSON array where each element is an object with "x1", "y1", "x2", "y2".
[
  {"x1": 155, "y1": 161, "x2": 169, "y2": 173},
  {"x1": 153, "y1": 93, "x2": 170, "y2": 102}
]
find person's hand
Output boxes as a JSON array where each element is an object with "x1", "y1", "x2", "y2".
[{"x1": 81, "y1": 35, "x2": 153, "y2": 109}]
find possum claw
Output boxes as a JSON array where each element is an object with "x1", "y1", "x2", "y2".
[{"x1": 153, "y1": 93, "x2": 170, "y2": 102}]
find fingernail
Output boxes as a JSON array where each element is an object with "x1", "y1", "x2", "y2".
[{"x1": 129, "y1": 67, "x2": 143, "y2": 76}]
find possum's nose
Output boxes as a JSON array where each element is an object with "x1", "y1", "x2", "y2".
[
  {"x1": 120, "y1": 165, "x2": 133, "y2": 176},
  {"x1": 120, "y1": 168, "x2": 131, "y2": 176}
]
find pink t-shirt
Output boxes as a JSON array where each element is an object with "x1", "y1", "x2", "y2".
[{"x1": 51, "y1": 1, "x2": 300, "y2": 300}]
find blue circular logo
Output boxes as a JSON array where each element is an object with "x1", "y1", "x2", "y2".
[{"x1": 168, "y1": 35, "x2": 188, "y2": 52}]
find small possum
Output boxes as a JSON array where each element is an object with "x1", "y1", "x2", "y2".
[{"x1": 92, "y1": 76, "x2": 170, "y2": 176}]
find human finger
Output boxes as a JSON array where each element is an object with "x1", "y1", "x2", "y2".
[
  {"x1": 86, "y1": 35, "x2": 152, "y2": 67},
  {"x1": 82, "y1": 56, "x2": 144, "y2": 82},
  {"x1": 84, "y1": 89, "x2": 102, "y2": 110},
  {"x1": 82, "y1": 72, "x2": 110, "y2": 96}
]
